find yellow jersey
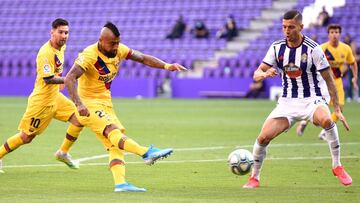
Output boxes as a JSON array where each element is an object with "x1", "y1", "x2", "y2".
[
  {"x1": 75, "y1": 43, "x2": 133, "y2": 107},
  {"x1": 29, "y1": 41, "x2": 65, "y2": 106},
  {"x1": 321, "y1": 41, "x2": 355, "y2": 79}
]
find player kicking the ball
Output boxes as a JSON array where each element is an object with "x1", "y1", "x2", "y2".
[{"x1": 65, "y1": 22, "x2": 187, "y2": 192}]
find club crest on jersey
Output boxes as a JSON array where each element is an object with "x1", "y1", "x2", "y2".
[
  {"x1": 284, "y1": 62, "x2": 302, "y2": 78},
  {"x1": 301, "y1": 53, "x2": 308, "y2": 63},
  {"x1": 94, "y1": 56, "x2": 110, "y2": 75}
]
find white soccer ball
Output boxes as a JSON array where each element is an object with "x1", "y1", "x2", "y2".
[{"x1": 227, "y1": 149, "x2": 254, "y2": 175}]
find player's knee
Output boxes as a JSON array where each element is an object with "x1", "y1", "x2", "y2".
[
  {"x1": 257, "y1": 136, "x2": 271, "y2": 145},
  {"x1": 69, "y1": 114, "x2": 83, "y2": 127},
  {"x1": 321, "y1": 117, "x2": 333, "y2": 129},
  {"x1": 103, "y1": 124, "x2": 119, "y2": 137},
  {"x1": 20, "y1": 133, "x2": 35, "y2": 144}
]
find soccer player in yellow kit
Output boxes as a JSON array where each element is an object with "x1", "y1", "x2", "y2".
[
  {"x1": 0, "y1": 19, "x2": 83, "y2": 173},
  {"x1": 296, "y1": 24, "x2": 358, "y2": 138},
  {"x1": 65, "y1": 22, "x2": 187, "y2": 192}
]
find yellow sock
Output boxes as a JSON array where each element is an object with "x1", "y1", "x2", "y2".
[
  {"x1": 0, "y1": 133, "x2": 24, "y2": 159},
  {"x1": 109, "y1": 147, "x2": 126, "y2": 185},
  {"x1": 60, "y1": 125, "x2": 83, "y2": 153},
  {"x1": 331, "y1": 112, "x2": 339, "y2": 122},
  {"x1": 107, "y1": 129, "x2": 148, "y2": 156}
]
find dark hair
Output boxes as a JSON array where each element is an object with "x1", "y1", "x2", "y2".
[
  {"x1": 327, "y1": 24, "x2": 342, "y2": 33},
  {"x1": 52, "y1": 18, "x2": 69, "y2": 29},
  {"x1": 283, "y1": 10, "x2": 302, "y2": 22},
  {"x1": 104, "y1": 22, "x2": 120, "y2": 37}
]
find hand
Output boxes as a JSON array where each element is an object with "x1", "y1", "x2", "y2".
[
  {"x1": 166, "y1": 63, "x2": 188, "y2": 71},
  {"x1": 334, "y1": 107, "x2": 350, "y2": 131},
  {"x1": 59, "y1": 84, "x2": 65, "y2": 91},
  {"x1": 77, "y1": 103, "x2": 90, "y2": 117},
  {"x1": 265, "y1": 68, "x2": 278, "y2": 78},
  {"x1": 352, "y1": 77, "x2": 358, "y2": 91}
]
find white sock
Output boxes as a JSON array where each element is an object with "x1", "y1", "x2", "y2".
[
  {"x1": 251, "y1": 139, "x2": 268, "y2": 180},
  {"x1": 324, "y1": 123, "x2": 341, "y2": 168}
]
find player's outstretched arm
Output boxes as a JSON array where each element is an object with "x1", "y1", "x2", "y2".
[
  {"x1": 65, "y1": 64, "x2": 90, "y2": 117},
  {"x1": 129, "y1": 50, "x2": 187, "y2": 71},
  {"x1": 320, "y1": 68, "x2": 350, "y2": 131},
  {"x1": 253, "y1": 63, "x2": 277, "y2": 82}
]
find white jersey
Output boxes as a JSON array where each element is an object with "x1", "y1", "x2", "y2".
[{"x1": 263, "y1": 35, "x2": 330, "y2": 99}]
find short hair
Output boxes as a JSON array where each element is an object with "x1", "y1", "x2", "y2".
[
  {"x1": 283, "y1": 10, "x2": 302, "y2": 22},
  {"x1": 104, "y1": 22, "x2": 120, "y2": 37},
  {"x1": 327, "y1": 24, "x2": 342, "y2": 33},
  {"x1": 52, "y1": 18, "x2": 69, "y2": 29}
]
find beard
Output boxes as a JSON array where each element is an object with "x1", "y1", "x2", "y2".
[{"x1": 104, "y1": 50, "x2": 117, "y2": 58}]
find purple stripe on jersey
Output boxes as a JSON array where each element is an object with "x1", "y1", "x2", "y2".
[
  {"x1": 300, "y1": 45, "x2": 310, "y2": 97},
  {"x1": 310, "y1": 63, "x2": 322, "y2": 96},
  {"x1": 277, "y1": 44, "x2": 287, "y2": 97},
  {"x1": 289, "y1": 48, "x2": 298, "y2": 98},
  {"x1": 94, "y1": 57, "x2": 110, "y2": 75}
]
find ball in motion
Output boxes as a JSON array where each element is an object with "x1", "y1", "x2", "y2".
[{"x1": 227, "y1": 149, "x2": 254, "y2": 175}]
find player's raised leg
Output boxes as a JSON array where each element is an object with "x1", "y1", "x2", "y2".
[
  {"x1": 243, "y1": 117, "x2": 289, "y2": 188},
  {"x1": 312, "y1": 106, "x2": 352, "y2": 186},
  {"x1": 105, "y1": 125, "x2": 173, "y2": 165}
]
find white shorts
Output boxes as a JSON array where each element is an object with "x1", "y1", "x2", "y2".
[{"x1": 267, "y1": 96, "x2": 330, "y2": 129}]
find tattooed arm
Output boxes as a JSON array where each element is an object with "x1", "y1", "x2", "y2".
[
  {"x1": 129, "y1": 50, "x2": 187, "y2": 71},
  {"x1": 43, "y1": 76, "x2": 64, "y2": 84},
  {"x1": 65, "y1": 64, "x2": 90, "y2": 117}
]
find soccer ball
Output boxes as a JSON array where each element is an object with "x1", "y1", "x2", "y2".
[{"x1": 227, "y1": 149, "x2": 254, "y2": 175}]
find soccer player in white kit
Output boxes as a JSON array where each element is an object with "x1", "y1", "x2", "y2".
[{"x1": 243, "y1": 10, "x2": 352, "y2": 188}]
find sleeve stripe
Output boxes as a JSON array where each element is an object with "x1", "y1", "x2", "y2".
[
  {"x1": 125, "y1": 49, "x2": 134, "y2": 60},
  {"x1": 262, "y1": 61, "x2": 273, "y2": 67},
  {"x1": 43, "y1": 75, "x2": 54, "y2": 80}
]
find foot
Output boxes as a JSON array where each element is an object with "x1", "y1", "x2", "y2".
[
  {"x1": 318, "y1": 129, "x2": 326, "y2": 141},
  {"x1": 296, "y1": 120, "x2": 308, "y2": 136},
  {"x1": 332, "y1": 166, "x2": 352, "y2": 186},
  {"x1": 0, "y1": 159, "x2": 4, "y2": 173},
  {"x1": 114, "y1": 183, "x2": 146, "y2": 192},
  {"x1": 55, "y1": 150, "x2": 79, "y2": 169},
  {"x1": 142, "y1": 145, "x2": 173, "y2": 165},
  {"x1": 243, "y1": 176, "x2": 260, "y2": 188}
]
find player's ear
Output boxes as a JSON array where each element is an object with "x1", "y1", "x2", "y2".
[{"x1": 300, "y1": 23, "x2": 304, "y2": 31}]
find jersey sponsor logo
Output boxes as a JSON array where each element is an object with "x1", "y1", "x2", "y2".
[
  {"x1": 43, "y1": 64, "x2": 51, "y2": 73},
  {"x1": 94, "y1": 56, "x2": 110, "y2": 75},
  {"x1": 284, "y1": 62, "x2": 302, "y2": 78},
  {"x1": 301, "y1": 53, "x2": 308, "y2": 63}
]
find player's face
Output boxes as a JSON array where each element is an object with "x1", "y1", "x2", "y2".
[
  {"x1": 328, "y1": 28, "x2": 340, "y2": 43},
  {"x1": 282, "y1": 19, "x2": 303, "y2": 43},
  {"x1": 51, "y1": 25, "x2": 69, "y2": 48},
  {"x1": 100, "y1": 36, "x2": 120, "y2": 58}
]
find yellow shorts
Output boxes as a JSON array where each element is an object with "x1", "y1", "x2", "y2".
[
  {"x1": 75, "y1": 102, "x2": 125, "y2": 149},
  {"x1": 18, "y1": 93, "x2": 76, "y2": 135},
  {"x1": 329, "y1": 78, "x2": 345, "y2": 106}
]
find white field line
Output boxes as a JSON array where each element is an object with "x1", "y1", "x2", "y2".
[
  {"x1": 75, "y1": 142, "x2": 360, "y2": 163},
  {"x1": 1, "y1": 142, "x2": 359, "y2": 169},
  {"x1": 3, "y1": 156, "x2": 359, "y2": 169}
]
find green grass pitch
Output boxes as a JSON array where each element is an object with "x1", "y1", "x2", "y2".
[{"x1": 0, "y1": 97, "x2": 359, "y2": 202}]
